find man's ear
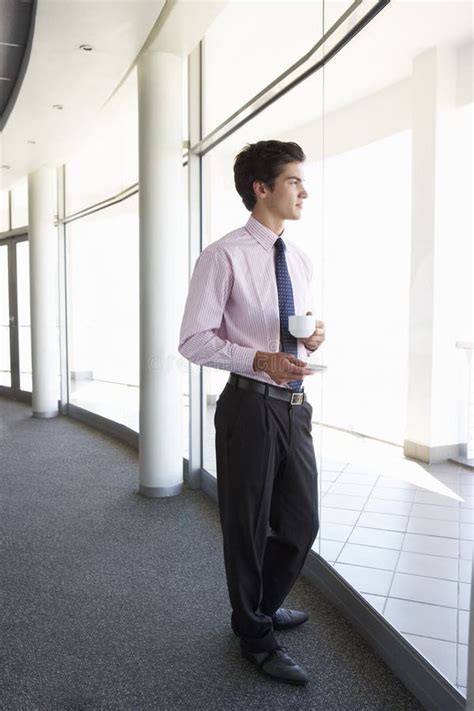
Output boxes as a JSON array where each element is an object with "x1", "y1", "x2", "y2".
[{"x1": 253, "y1": 179, "x2": 267, "y2": 200}]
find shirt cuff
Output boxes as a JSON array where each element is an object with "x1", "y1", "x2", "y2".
[{"x1": 231, "y1": 345, "x2": 258, "y2": 376}]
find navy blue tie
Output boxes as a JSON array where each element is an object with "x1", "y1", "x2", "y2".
[{"x1": 274, "y1": 237, "x2": 303, "y2": 392}]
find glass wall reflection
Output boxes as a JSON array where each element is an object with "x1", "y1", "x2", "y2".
[
  {"x1": 198, "y1": 0, "x2": 473, "y2": 697},
  {"x1": 0, "y1": 244, "x2": 11, "y2": 387},
  {"x1": 319, "y1": 2, "x2": 473, "y2": 695},
  {"x1": 16, "y1": 241, "x2": 32, "y2": 392},
  {"x1": 0, "y1": 191, "x2": 9, "y2": 232},
  {"x1": 66, "y1": 196, "x2": 139, "y2": 429},
  {"x1": 10, "y1": 178, "x2": 28, "y2": 230}
]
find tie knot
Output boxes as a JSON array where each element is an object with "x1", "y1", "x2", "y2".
[{"x1": 275, "y1": 237, "x2": 285, "y2": 252}]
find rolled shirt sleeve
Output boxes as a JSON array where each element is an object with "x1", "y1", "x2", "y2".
[{"x1": 178, "y1": 248, "x2": 258, "y2": 375}]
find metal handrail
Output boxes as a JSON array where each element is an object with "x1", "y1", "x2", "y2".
[{"x1": 190, "y1": 0, "x2": 390, "y2": 156}]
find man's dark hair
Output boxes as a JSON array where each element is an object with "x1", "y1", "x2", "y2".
[{"x1": 234, "y1": 140, "x2": 306, "y2": 211}]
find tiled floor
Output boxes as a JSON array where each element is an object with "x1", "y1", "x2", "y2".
[
  {"x1": 203, "y1": 407, "x2": 472, "y2": 697},
  {"x1": 312, "y1": 426, "x2": 472, "y2": 697}
]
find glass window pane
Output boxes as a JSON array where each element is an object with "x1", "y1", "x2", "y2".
[
  {"x1": 182, "y1": 165, "x2": 189, "y2": 460},
  {"x1": 0, "y1": 244, "x2": 11, "y2": 386},
  {"x1": 66, "y1": 195, "x2": 139, "y2": 429},
  {"x1": 16, "y1": 241, "x2": 32, "y2": 392},
  {"x1": 203, "y1": 1, "x2": 331, "y2": 134},
  {"x1": 65, "y1": 70, "x2": 138, "y2": 215},
  {"x1": 0, "y1": 191, "x2": 9, "y2": 232},
  {"x1": 11, "y1": 178, "x2": 28, "y2": 229}
]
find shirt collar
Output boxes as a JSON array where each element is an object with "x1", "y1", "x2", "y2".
[{"x1": 245, "y1": 214, "x2": 285, "y2": 252}]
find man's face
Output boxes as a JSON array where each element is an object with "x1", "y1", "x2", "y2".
[{"x1": 255, "y1": 161, "x2": 308, "y2": 220}]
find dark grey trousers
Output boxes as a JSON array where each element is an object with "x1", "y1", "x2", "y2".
[{"x1": 214, "y1": 376, "x2": 319, "y2": 653}]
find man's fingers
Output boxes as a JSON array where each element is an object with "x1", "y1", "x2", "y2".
[
  {"x1": 286, "y1": 355, "x2": 308, "y2": 367},
  {"x1": 285, "y1": 358, "x2": 313, "y2": 377}
]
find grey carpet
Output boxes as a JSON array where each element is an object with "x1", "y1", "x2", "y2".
[{"x1": 1, "y1": 396, "x2": 425, "y2": 710}]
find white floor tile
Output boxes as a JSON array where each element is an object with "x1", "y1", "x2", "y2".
[
  {"x1": 457, "y1": 686, "x2": 467, "y2": 698},
  {"x1": 402, "y1": 533, "x2": 459, "y2": 559},
  {"x1": 322, "y1": 460, "x2": 348, "y2": 473},
  {"x1": 428, "y1": 463, "x2": 461, "y2": 474},
  {"x1": 459, "y1": 558, "x2": 472, "y2": 584},
  {"x1": 358, "y1": 511, "x2": 408, "y2": 533},
  {"x1": 402, "y1": 633, "x2": 456, "y2": 684},
  {"x1": 459, "y1": 583, "x2": 471, "y2": 611},
  {"x1": 343, "y1": 464, "x2": 382, "y2": 477},
  {"x1": 458, "y1": 644, "x2": 468, "y2": 687},
  {"x1": 390, "y1": 572, "x2": 457, "y2": 607},
  {"x1": 328, "y1": 483, "x2": 374, "y2": 497},
  {"x1": 337, "y1": 543, "x2": 399, "y2": 571},
  {"x1": 370, "y1": 488, "x2": 416, "y2": 503},
  {"x1": 410, "y1": 503, "x2": 460, "y2": 522},
  {"x1": 362, "y1": 593, "x2": 385, "y2": 614},
  {"x1": 319, "y1": 539, "x2": 345, "y2": 561},
  {"x1": 460, "y1": 496, "x2": 474, "y2": 509},
  {"x1": 319, "y1": 521, "x2": 353, "y2": 542},
  {"x1": 338, "y1": 473, "x2": 380, "y2": 485},
  {"x1": 460, "y1": 540, "x2": 474, "y2": 560},
  {"x1": 397, "y1": 551, "x2": 458, "y2": 581},
  {"x1": 414, "y1": 491, "x2": 461, "y2": 507},
  {"x1": 322, "y1": 470, "x2": 341, "y2": 482},
  {"x1": 461, "y1": 508, "x2": 474, "y2": 523},
  {"x1": 349, "y1": 526, "x2": 404, "y2": 550},
  {"x1": 459, "y1": 609, "x2": 470, "y2": 645},
  {"x1": 321, "y1": 507, "x2": 360, "y2": 526},
  {"x1": 364, "y1": 498, "x2": 413, "y2": 516},
  {"x1": 323, "y1": 493, "x2": 368, "y2": 511},
  {"x1": 407, "y1": 517, "x2": 460, "y2": 539},
  {"x1": 334, "y1": 562, "x2": 393, "y2": 596},
  {"x1": 460, "y1": 523, "x2": 474, "y2": 540},
  {"x1": 384, "y1": 598, "x2": 457, "y2": 641},
  {"x1": 376, "y1": 477, "x2": 417, "y2": 489}
]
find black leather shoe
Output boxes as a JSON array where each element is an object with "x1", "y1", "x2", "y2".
[
  {"x1": 272, "y1": 608, "x2": 308, "y2": 630},
  {"x1": 241, "y1": 646, "x2": 309, "y2": 686}
]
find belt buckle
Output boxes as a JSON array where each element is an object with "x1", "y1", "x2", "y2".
[{"x1": 290, "y1": 392, "x2": 304, "y2": 406}]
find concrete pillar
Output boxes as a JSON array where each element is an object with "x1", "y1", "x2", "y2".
[
  {"x1": 137, "y1": 51, "x2": 184, "y2": 497},
  {"x1": 27, "y1": 166, "x2": 59, "y2": 418},
  {"x1": 404, "y1": 46, "x2": 470, "y2": 463}
]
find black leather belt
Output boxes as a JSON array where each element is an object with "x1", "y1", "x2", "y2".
[{"x1": 228, "y1": 373, "x2": 307, "y2": 406}]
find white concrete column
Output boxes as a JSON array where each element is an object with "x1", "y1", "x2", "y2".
[
  {"x1": 137, "y1": 51, "x2": 185, "y2": 497},
  {"x1": 27, "y1": 166, "x2": 59, "y2": 418},
  {"x1": 405, "y1": 46, "x2": 470, "y2": 463}
]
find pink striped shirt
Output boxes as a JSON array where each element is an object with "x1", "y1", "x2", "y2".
[{"x1": 178, "y1": 215, "x2": 315, "y2": 388}]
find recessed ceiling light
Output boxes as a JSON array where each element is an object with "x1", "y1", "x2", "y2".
[
  {"x1": 53, "y1": 104, "x2": 63, "y2": 110},
  {"x1": 79, "y1": 44, "x2": 93, "y2": 52},
  {"x1": 2, "y1": 165, "x2": 11, "y2": 170}
]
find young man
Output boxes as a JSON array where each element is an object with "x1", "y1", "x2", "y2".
[{"x1": 179, "y1": 140, "x2": 325, "y2": 686}]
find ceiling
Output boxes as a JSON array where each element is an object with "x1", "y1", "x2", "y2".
[
  {"x1": 0, "y1": 0, "x2": 35, "y2": 125},
  {"x1": 0, "y1": 0, "x2": 166, "y2": 190}
]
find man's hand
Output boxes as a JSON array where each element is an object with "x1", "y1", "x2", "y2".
[
  {"x1": 300, "y1": 312, "x2": 326, "y2": 352},
  {"x1": 253, "y1": 351, "x2": 314, "y2": 386}
]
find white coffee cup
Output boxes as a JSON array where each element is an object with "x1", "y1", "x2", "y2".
[{"x1": 288, "y1": 314, "x2": 314, "y2": 338}]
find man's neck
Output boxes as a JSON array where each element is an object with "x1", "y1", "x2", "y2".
[{"x1": 251, "y1": 210, "x2": 285, "y2": 237}]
